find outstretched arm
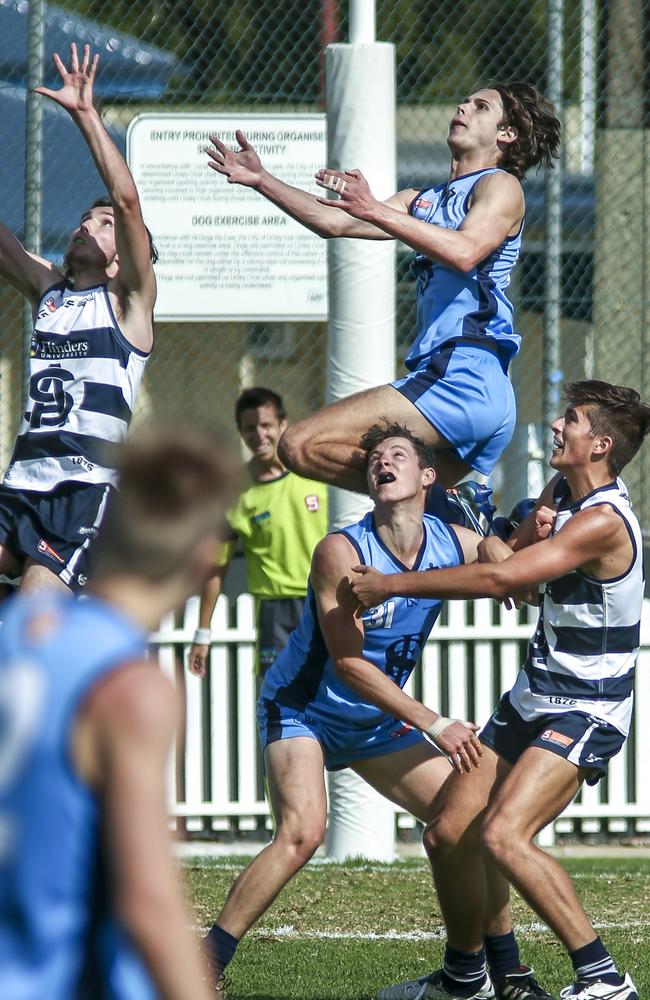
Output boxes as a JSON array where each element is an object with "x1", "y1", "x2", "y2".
[
  {"x1": 350, "y1": 505, "x2": 628, "y2": 607},
  {"x1": 0, "y1": 224, "x2": 63, "y2": 307},
  {"x1": 313, "y1": 534, "x2": 482, "y2": 772},
  {"x1": 313, "y1": 167, "x2": 524, "y2": 271},
  {"x1": 36, "y1": 44, "x2": 155, "y2": 315},
  {"x1": 206, "y1": 129, "x2": 414, "y2": 240}
]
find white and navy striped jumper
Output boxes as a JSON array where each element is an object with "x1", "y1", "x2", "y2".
[
  {"x1": 3, "y1": 281, "x2": 149, "y2": 492},
  {"x1": 407, "y1": 168, "x2": 522, "y2": 373},
  {"x1": 510, "y1": 477, "x2": 644, "y2": 737}
]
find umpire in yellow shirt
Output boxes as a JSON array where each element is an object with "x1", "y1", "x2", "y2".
[{"x1": 188, "y1": 388, "x2": 328, "y2": 677}]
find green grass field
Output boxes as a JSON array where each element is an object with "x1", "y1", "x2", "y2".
[{"x1": 183, "y1": 854, "x2": 650, "y2": 999}]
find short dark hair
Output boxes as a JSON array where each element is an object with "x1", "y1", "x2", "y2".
[
  {"x1": 564, "y1": 380, "x2": 650, "y2": 476},
  {"x1": 359, "y1": 419, "x2": 436, "y2": 470},
  {"x1": 489, "y1": 82, "x2": 561, "y2": 180},
  {"x1": 92, "y1": 421, "x2": 239, "y2": 582},
  {"x1": 235, "y1": 387, "x2": 286, "y2": 429},
  {"x1": 91, "y1": 196, "x2": 159, "y2": 264}
]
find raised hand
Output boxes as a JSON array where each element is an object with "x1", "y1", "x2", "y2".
[
  {"x1": 206, "y1": 130, "x2": 264, "y2": 188},
  {"x1": 315, "y1": 167, "x2": 379, "y2": 221},
  {"x1": 35, "y1": 42, "x2": 98, "y2": 116}
]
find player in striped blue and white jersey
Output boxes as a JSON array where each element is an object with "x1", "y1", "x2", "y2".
[
  {"x1": 351, "y1": 381, "x2": 650, "y2": 1000},
  {"x1": 207, "y1": 85, "x2": 560, "y2": 492},
  {"x1": 0, "y1": 42, "x2": 156, "y2": 592}
]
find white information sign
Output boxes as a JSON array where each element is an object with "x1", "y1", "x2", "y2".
[{"x1": 126, "y1": 114, "x2": 328, "y2": 321}]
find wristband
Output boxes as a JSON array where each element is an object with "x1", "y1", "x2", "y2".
[
  {"x1": 193, "y1": 627, "x2": 212, "y2": 645},
  {"x1": 424, "y1": 716, "x2": 455, "y2": 742}
]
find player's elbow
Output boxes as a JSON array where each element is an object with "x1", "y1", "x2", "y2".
[
  {"x1": 110, "y1": 185, "x2": 141, "y2": 215},
  {"x1": 335, "y1": 657, "x2": 363, "y2": 688},
  {"x1": 454, "y1": 245, "x2": 479, "y2": 273}
]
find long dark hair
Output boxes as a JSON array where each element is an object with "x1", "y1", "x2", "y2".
[{"x1": 490, "y1": 82, "x2": 561, "y2": 179}]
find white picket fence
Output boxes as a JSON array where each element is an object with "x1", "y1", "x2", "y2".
[{"x1": 152, "y1": 594, "x2": 650, "y2": 844}]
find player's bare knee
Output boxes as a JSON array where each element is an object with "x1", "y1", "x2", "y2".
[
  {"x1": 480, "y1": 812, "x2": 517, "y2": 863},
  {"x1": 422, "y1": 813, "x2": 462, "y2": 856},
  {"x1": 276, "y1": 821, "x2": 324, "y2": 866}
]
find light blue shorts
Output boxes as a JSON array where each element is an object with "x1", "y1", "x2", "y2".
[
  {"x1": 257, "y1": 697, "x2": 427, "y2": 771},
  {"x1": 391, "y1": 342, "x2": 516, "y2": 476}
]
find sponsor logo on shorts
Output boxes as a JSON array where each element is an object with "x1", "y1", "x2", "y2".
[
  {"x1": 78, "y1": 526, "x2": 98, "y2": 537},
  {"x1": 251, "y1": 510, "x2": 270, "y2": 524},
  {"x1": 304, "y1": 494, "x2": 320, "y2": 512},
  {"x1": 37, "y1": 538, "x2": 65, "y2": 564},
  {"x1": 584, "y1": 752, "x2": 603, "y2": 764},
  {"x1": 390, "y1": 723, "x2": 413, "y2": 739},
  {"x1": 541, "y1": 729, "x2": 574, "y2": 748},
  {"x1": 76, "y1": 574, "x2": 87, "y2": 587}
]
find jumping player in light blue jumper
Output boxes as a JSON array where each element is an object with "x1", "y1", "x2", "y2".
[{"x1": 207, "y1": 83, "x2": 561, "y2": 491}]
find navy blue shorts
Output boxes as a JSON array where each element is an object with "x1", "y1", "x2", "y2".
[
  {"x1": 256, "y1": 597, "x2": 305, "y2": 676},
  {"x1": 481, "y1": 693, "x2": 626, "y2": 785},
  {"x1": 0, "y1": 482, "x2": 111, "y2": 591},
  {"x1": 391, "y1": 343, "x2": 516, "y2": 476}
]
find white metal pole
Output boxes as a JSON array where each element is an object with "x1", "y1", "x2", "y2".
[
  {"x1": 349, "y1": 0, "x2": 376, "y2": 43},
  {"x1": 323, "y1": 3, "x2": 398, "y2": 860},
  {"x1": 580, "y1": 0, "x2": 596, "y2": 175}
]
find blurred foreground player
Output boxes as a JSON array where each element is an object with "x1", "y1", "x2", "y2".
[{"x1": 0, "y1": 422, "x2": 237, "y2": 999}]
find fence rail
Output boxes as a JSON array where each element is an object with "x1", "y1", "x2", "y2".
[{"x1": 154, "y1": 594, "x2": 650, "y2": 846}]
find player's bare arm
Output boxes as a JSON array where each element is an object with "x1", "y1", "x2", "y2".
[
  {"x1": 351, "y1": 505, "x2": 632, "y2": 607},
  {"x1": 506, "y1": 473, "x2": 561, "y2": 552},
  {"x1": 314, "y1": 166, "x2": 524, "y2": 271},
  {"x1": 188, "y1": 562, "x2": 229, "y2": 677},
  {"x1": 206, "y1": 129, "x2": 414, "y2": 240},
  {"x1": 36, "y1": 43, "x2": 156, "y2": 352},
  {"x1": 0, "y1": 222, "x2": 63, "y2": 307},
  {"x1": 75, "y1": 661, "x2": 213, "y2": 1000},
  {"x1": 313, "y1": 533, "x2": 482, "y2": 773}
]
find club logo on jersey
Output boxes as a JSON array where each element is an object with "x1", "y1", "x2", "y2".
[
  {"x1": 304, "y1": 494, "x2": 320, "y2": 512},
  {"x1": 37, "y1": 539, "x2": 65, "y2": 564},
  {"x1": 413, "y1": 198, "x2": 432, "y2": 211},
  {"x1": 541, "y1": 729, "x2": 574, "y2": 748},
  {"x1": 36, "y1": 297, "x2": 61, "y2": 320}
]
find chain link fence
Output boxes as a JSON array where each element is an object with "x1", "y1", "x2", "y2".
[{"x1": 1, "y1": 0, "x2": 648, "y2": 526}]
